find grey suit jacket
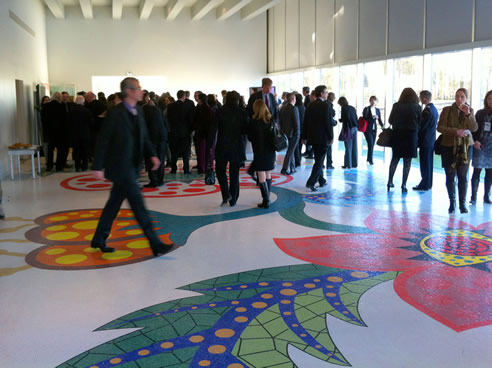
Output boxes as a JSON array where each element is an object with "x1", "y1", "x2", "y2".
[{"x1": 279, "y1": 103, "x2": 300, "y2": 138}]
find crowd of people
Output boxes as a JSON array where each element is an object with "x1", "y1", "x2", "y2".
[{"x1": 38, "y1": 77, "x2": 492, "y2": 218}]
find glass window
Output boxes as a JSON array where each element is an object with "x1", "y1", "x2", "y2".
[
  {"x1": 393, "y1": 56, "x2": 423, "y2": 103},
  {"x1": 363, "y1": 61, "x2": 387, "y2": 122},
  {"x1": 480, "y1": 47, "x2": 492, "y2": 103},
  {"x1": 289, "y1": 72, "x2": 303, "y2": 93},
  {"x1": 431, "y1": 50, "x2": 472, "y2": 112},
  {"x1": 339, "y1": 65, "x2": 358, "y2": 107},
  {"x1": 303, "y1": 69, "x2": 320, "y2": 90},
  {"x1": 320, "y1": 67, "x2": 339, "y2": 93}
]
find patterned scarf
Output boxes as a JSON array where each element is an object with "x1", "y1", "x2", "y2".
[{"x1": 450, "y1": 103, "x2": 470, "y2": 168}]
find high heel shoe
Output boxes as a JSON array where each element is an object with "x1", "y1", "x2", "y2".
[
  {"x1": 387, "y1": 182, "x2": 394, "y2": 192},
  {"x1": 151, "y1": 242, "x2": 174, "y2": 257},
  {"x1": 401, "y1": 186, "x2": 408, "y2": 193}
]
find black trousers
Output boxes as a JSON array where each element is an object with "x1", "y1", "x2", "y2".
[
  {"x1": 282, "y1": 136, "x2": 299, "y2": 172},
  {"x1": 325, "y1": 144, "x2": 333, "y2": 167},
  {"x1": 418, "y1": 146, "x2": 434, "y2": 189},
  {"x1": 364, "y1": 129, "x2": 376, "y2": 164},
  {"x1": 306, "y1": 144, "x2": 328, "y2": 187},
  {"x1": 216, "y1": 159, "x2": 240, "y2": 204},
  {"x1": 170, "y1": 136, "x2": 191, "y2": 173},
  {"x1": 146, "y1": 142, "x2": 167, "y2": 186},
  {"x1": 72, "y1": 137, "x2": 90, "y2": 170},
  {"x1": 92, "y1": 179, "x2": 160, "y2": 246}
]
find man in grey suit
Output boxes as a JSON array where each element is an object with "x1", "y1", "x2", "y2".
[{"x1": 280, "y1": 93, "x2": 300, "y2": 175}]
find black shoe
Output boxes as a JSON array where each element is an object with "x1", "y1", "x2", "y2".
[
  {"x1": 280, "y1": 169, "x2": 288, "y2": 175},
  {"x1": 448, "y1": 203, "x2": 455, "y2": 214},
  {"x1": 144, "y1": 183, "x2": 157, "y2": 188},
  {"x1": 151, "y1": 242, "x2": 174, "y2": 257},
  {"x1": 327, "y1": 166, "x2": 335, "y2": 169},
  {"x1": 306, "y1": 184, "x2": 317, "y2": 192},
  {"x1": 319, "y1": 179, "x2": 327, "y2": 188},
  {"x1": 412, "y1": 186, "x2": 427, "y2": 191},
  {"x1": 170, "y1": 170, "x2": 177, "y2": 174},
  {"x1": 402, "y1": 186, "x2": 408, "y2": 193},
  {"x1": 91, "y1": 243, "x2": 115, "y2": 253},
  {"x1": 368, "y1": 161, "x2": 374, "y2": 165},
  {"x1": 341, "y1": 166, "x2": 349, "y2": 169},
  {"x1": 229, "y1": 200, "x2": 237, "y2": 207}
]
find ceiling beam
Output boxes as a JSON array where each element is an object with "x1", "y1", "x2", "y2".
[
  {"x1": 192, "y1": 0, "x2": 224, "y2": 21},
  {"x1": 166, "y1": 0, "x2": 187, "y2": 20},
  {"x1": 217, "y1": 0, "x2": 252, "y2": 21},
  {"x1": 112, "y1": 0, "x2": 123, "y2": 20},
  {"x1": 241, "y1": 0, "x2": 279, "y2": 21},
  {"x1": 79, "y1": 0, "x2": 93, "y2": 19},
  {"x1": 44, "y1": 0, "x2": 65, "y2": 19},
  {"x1": 139, "y1": 0, "x2": 156, "y2": 20}
]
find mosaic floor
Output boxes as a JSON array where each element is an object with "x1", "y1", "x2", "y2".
[{"x1": 1, "y1": 148, "x2": 491, "y2": 368}]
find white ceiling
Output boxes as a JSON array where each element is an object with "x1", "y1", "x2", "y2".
[{"x1": 44, "y1": 0, "x2": 280, "y2": 21}]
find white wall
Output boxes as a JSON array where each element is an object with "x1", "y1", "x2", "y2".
[
  {"x1": 268, "y1": 0, "x2": 492, "y2": 73},
  {"x1": 46, "y1": 6, "x2": 267, "y2": 98},
  {"x1": 0, "y1": 0, "x2": 49, "y2": 168}
]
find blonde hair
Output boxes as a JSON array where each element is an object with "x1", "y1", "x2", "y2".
[{"x1": 252, "y1": 99, "x2": 272, "y2": 123}]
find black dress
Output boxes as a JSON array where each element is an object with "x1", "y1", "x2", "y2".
[
  {"x1": 248, "y1": 119, "x2": 276, "y2": 171},
  {"x1": 388, "y1": 102, "x2": 421, "y2": 158}
]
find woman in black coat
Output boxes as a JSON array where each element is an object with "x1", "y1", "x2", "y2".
[
  {"x1": 215, "y1": 91, "x2": 249, "y2": 207},
  {"x1": 362, "y1": 96, "x2": 384, "y2": 165},
  {"x1": 294, "y1": 93, "x2": 305, "y2": 167},
  {"x1": 338, "y1": 97, "x2": 358, "y2": 169},
  {"x1": 248, "y1": 99, "x2": 276, "y2": 208},
  {"x1": 387, "y1": 88, "x2": 422, "y2": 192}
]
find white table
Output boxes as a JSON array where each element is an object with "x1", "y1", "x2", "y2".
[{"x1": 8, "y1": 145, "x2": 41, "y2": 179}]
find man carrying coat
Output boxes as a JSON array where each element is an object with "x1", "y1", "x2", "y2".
[{"x1": 91, "y1": 77, "x2": 172, "y2": 257}]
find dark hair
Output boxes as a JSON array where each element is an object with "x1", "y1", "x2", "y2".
[
  {"x1": 369, "y1": 95, "x2": 378, "y2": 102},
  {"x1": 419, "y1": 90, "x2": 432, "y2": 101},
  {"x1": 41, "y1": 96, "x2": 50, "y2": 104},
  {"x1": 77, "y1": 91, "x2": 86, "y2": 96},
  {"x1": 199, "y1": 93, "x2": 208, "y2": 105},
  {"x1": 177, "y1": 90, "x2": 185, "y2": 99},
  {"x1": 207, "y1": 94, "x2": 217, "y2": 106},
  {"x1": 295, "y1": 93, "x2": 303, "y2": 105},
  {"x1": 225, "y1": 91, "x2": 240, "y2": 106},
  {"x1": 338, "y1": 97, "x2": 348, "y2": 106},
  {"x1": 286, "y1": 92, "x2": 295, "y2": 101},
  {"x1": 261, "y1": 78, "x2": 273, "y2": 87},
  {"x1": 398, "y1": 88, "x2": 419, "y2": 104},
  {"x1": 115, "y1": 92, "x2": 123, "y2": 100},
  {"x1": 185, "y1": 91, "x2": 190, "y2": 96},
  {"x1": 314, "y1": 85, "x2": 327, "y2": 98},
  {"x1": 61, "y1": 91, "x2": 68, "y2": 95},
  {"x1": 456, "y1": 87, "x2": 469, "y2": 99},
  {"x1": 302, "y1": 86, "x2": 310, "y2": 93},
  {"x1": 484, "y1": 89, "x2": 492, "y2": 111},
  {"x1": 120, "y1": 77, "x2": 139, "y2": 98},
  {"x1": 98, "y1": 92, "x2": 106, "y2": 98}
]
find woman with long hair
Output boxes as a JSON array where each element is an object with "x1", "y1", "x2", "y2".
[
  {"x1": 437, "y1": 88, "x2": 478, "y2": 213},
  {"x1": 248, "y1": 99, "x2": 276, "y2": 208},
  {"x1": 470, "y1": 90, "x2": 492, "y2": 205},
  {"x1": 387, "y1": 88, "x2": 421, "y2": 192},
  {"x1": 338, "y1": 97, "x2": 358, "y2": 169}
]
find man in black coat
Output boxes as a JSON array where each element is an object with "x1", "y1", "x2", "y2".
[
  {"x1": 302, "y1": 85, "x2": 334, "y2": 191},
  {"x1": 280, "y1": 93, "x2": 300, "y2": 175},
  {"x1": 91, "y1": 77, "x2": 172, "y2": 257},
  {"x1": 303, "y1": 87, "x2": 311, "y2": 108},
  {"x1": 143, "y1": 99, "x2": 168, "y2": 187},
  {"x1": 85, "y1": 91, "x2": 106, "y2": 160},
  {"x1": 45, "y1": 92, "x2": 71, "y2": 172},
  {"x1": 414, "y1": 90, "x2": 439, "y2": 191},
  {"x1": 71, "y1": 95, "x2": 94, "y2": 171},
  {"x1": 167, "y1": 90, "x2": 194, "y2": 174}
]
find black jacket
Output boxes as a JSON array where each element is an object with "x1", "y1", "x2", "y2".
[
  {"x1": 215, "y1": 105, "x2": 249, "y2": 162},
  {"x1": 70, "y1": 104, "x2": 93, "y2": 142},
  {"x1": 389, "y1": 102, "x2": 422, "y2": 131},
  {"x1": 143, "y1": 104, "x2": 168, "y2": 145},
  {"x1": 92, "y1": 103, "x2": 156, "y2": 183},
  {"x1": 167, "y1": 100, "x2": 194, "y2": 138},
  {"x1": 362, "y1": 106, "x2": 383, "y2": 132},
  {"x1": 302, "y1": 98, "x2": 334, "y2": 145},
  {"x1": 279, "y1": 104, "x2": 300, "y2": 138},
  {"x1": 340, "y1": 105, "x2": 358, "y2": 130}
]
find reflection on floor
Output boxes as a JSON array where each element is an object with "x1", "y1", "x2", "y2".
[{"x1": 1, "y1": 151, "x2": 491, "y2": 368}]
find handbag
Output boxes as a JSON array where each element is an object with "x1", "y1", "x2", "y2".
[
  {"x1": 338, "y1": 126, "x2": 353, "y2": 142},
  {"x1": 434, "y1": 134, "x2": 443, "y2": 155},
  {"x1": 358, "y1": 117, "x2": 367, "y2": 132},
  {"x1": 376, "y1": 128, "x2": 393, "y2": 147},
  {"x1": 272, "y1": 123, "x2": 288, "y2": 152}
]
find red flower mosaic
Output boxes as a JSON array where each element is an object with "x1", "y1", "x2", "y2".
[{"x1": 274, "y1": 210, "x2": 492, "y2": 332}]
